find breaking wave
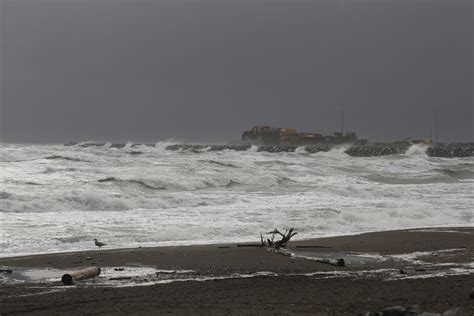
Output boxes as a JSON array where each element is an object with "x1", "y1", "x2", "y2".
[
  {"x1": 0, "y1": 143, "x2": 473, "y2": 256},
  {"x1": 44, "y1": 155, "x2": 88, "y2": 162},
  {"x1": 97, "y1": 176, "x2": 243, "y2": 192},
  {"x1": 363, "y1": 173, "x2": 458, "y2": 185},
  {"x1": 198, "y1": 160, "x2": 238, "y2": 168},
  {"x1": 98, "y1": 177, "x2": 167, "y2": 190},
  {"x1": 0, "y1": 191, "x2": 12, "y2": 199},
  {"x1": 434, "y1": 168, "x2": 474, "y2": 180},
  {"x1": 42, "y1": 167, "x2": 77, "y2": 173},
  {"x1": 405, "y1": 144, "x2": 429, "y2": 156}
]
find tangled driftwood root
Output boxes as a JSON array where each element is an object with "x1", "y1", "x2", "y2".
[
  {"x1": 260, "y1": 228, "x2": 345, "y2": 267},
  {"x1": 260, "y1": 228, "x2": 297, "y2": 250}
]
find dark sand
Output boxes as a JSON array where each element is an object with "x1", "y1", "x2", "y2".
[{"x1": 1, "y1": 228, "x2": 473, "y2": 315}]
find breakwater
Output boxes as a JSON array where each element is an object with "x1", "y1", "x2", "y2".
[
  {"x1": 165, "y1": 144, "x2": 334, "y2": 153},
  {"x1": 165, "y1": 144, "x2": 474, "y2": 158},
  {"x1": 65, "y1": 142, "x2": 474, "y2": 158}
]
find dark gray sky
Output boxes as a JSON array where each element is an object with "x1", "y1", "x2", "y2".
[{"x1": 0, "y1": 0, "x2": 472, "y2": 143}]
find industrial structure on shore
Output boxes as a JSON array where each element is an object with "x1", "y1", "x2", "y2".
[{"x1": 241, "y1": 126, "x2": 363, "y2": 145}]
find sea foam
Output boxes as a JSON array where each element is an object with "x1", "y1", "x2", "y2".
[{"x1": 0, "y1": 143, "x2": 473, "y2": 257}]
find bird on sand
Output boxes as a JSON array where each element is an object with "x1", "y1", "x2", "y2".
[{"x1": 94, "y1": 239, "x2": 106, "y2": 249}]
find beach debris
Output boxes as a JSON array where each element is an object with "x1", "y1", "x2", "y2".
[
  {"x1": 360, "y1": 306, "x2": 464, "y2": 316},
  {"x1": 399, "y1": 266, "x2": 429, "y2": 276},
  {"x1": 260, "y1": 228, "x2": 297, "y2": 249},
  {"x1": 237, "y1": 243, "x2": 261, "y2": 248},
  {"x1": 441, "y1": 307, "x2": 464, "y2": 316},
  {"x1": 399, "y1": 266, "x2": 415, "y2": 275},
  {"x1": 470, "y1": 287, "x2": 474, "y2": 299},
  {"x1": 85, "y1": 257, "x2": 92, "y2": 260},
  {"x1": 381, "y1": 305, "x2": 406, "y2": 316},
  {"x1": 315, "y1": 257, "x2": 345, "y2": 267},
  {"x1": 259, "y1": 228, "x2": 345, "y2": 266},
  {"x1": 295, "y1": 245, "x2": 332, "y2": 249},
  {"x1": 94, "y1": 239, "x2": 106, "y2": 249},
  {"x1": 278, "y1": 250, "x2": 346, "y2": 267},
  {"x1": 406, "y1": 305, "x2": 422, "y2": 314},
  {"x1": 0, "y1": 269, "x2": 13, "y2": 274},
  {"x1": 114, "y1": 268, "x2": 125, "y2": 271},
  {"x1": 109, "y1": 276, "x2": 133, "y2": 281},
  {"x1": 61, "y1": 267, "x2": 101, "y2": 285}
]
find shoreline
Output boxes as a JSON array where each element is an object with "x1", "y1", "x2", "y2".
[
  {"x1": 1, "y1": 227, "x2": 473, "y2": 271},
  {"x1": 2, "y1": 225, "x2": 473, "y2": 261},
  {"x1": 1, "y1": 227, "x2": 473, "y2": 314}
]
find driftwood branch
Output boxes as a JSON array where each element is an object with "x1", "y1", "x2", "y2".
[
  {"x1": 261, "y1": 228, "x2": 297, "y2": 249},
  {"x1": 276, "y1": 250, "x2": 345, "y2": 267},
  {"x1": 258, "y1": 228, "x2": 346, "y2": 267}
]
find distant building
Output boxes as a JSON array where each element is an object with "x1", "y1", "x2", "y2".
[
  {"x1": 242, "y1": 126, "x2": 359, "y2": 145},
  {"x1": 241, "y1": 126, "x2": 282, "y2": 144}
]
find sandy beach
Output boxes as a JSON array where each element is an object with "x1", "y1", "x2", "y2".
[{"x1": 1, "y1": 228, "x2": 473, "y2": 315}]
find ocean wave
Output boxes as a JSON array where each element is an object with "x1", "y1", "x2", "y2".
[
  {"x1": 42, "y1": 167, "x2": 77, "y2": 173},
  {"x1": 362, "y1": 172, "x2": 458, "y2": 185},
  {"x1": 198, "y1": 160, "x2": 238, "y2": 168},
  {"x1": 254, "y1": 160, "x2": 295, "y2": 166},
  {"x1": 433, "y1": 168, "x2": 474, "y2": 180},
  {"x1": 97, "y1": 176, "x2": 243, "y2": 191},
  {"x1": 225, "y1": 180, "x2": 241, "y2": 188},
  {"x1": 44, "y1": 155, "x2": 89, "y2": 162},
  {"x1": 277, "y1": 176, "x2": 297, "y2": 185},
  {"x1": 405, "y1": 144, "x2": 429, "y2": 156},
  {"x1": 54, "y1": 235, "x2": 91, "y2": 243},
  {"x1": 295, "y1": 146, "x2": 308, "y2": 154},
  {"x1": 1, "y1": 143, "x2": 473, "y2": 256},
  {"x1": 311, "y1": 145, "x2": 350, "y2": 157},
  {"x1": 4, "y1": 179, "x2": 41, "y2": 186},
  {"x1": 98, "y1": 177, "x2": 167, "y2": 190},
  {"x1": 248, "y1": 145, "x2": 259, "y2": 152},
  {"x1": 0, "y1": 191, "x2": 12, "y2": 199},
  {"x1": 64, "y1": 191, "x2": 134, "y2": 211}
]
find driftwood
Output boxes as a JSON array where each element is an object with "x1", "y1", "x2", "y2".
[
  {"x1": 259, "y1": 229, "x2": 345, "y2": 267},
  {"x1": 237, "y1": 243, "x2": 262, "y2": 248},
  {"x1": 276, "y1": 249, "x2": 345, "y2": 267},
  {"x1": 295, "y1": 245, "x2": 331, "y2": 249},
  {"x1": 261, "y1": 228, "x2": 297, "y2": 249},
  {"x1": 61, "y1": 267, "x2": 101, "y2": 285},
  {"x1": 308, "y1": 257, "x2": 345, "y2": 267}
]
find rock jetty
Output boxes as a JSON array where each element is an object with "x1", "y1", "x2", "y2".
[
  {"x1": 165, "y1": 143, "x2": 474, "y2": 158},
  {"x1": 427, "y1": 145, "x2": 474, "y2": 158},
  {"x1": 65, "y1": 142, "x2": 474, "y2": 158}
]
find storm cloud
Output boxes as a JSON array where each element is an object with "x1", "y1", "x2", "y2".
[{"x1": 0, "y1": 0, "x2": 472, "y2": 143}]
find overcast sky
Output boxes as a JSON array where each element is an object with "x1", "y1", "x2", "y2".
[{"x1": 0, "y1": 0, "x2": 472, "y2": 143}]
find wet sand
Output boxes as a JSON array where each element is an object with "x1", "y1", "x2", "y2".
[{"x1": 1, "y1": 228, "x2": 473, "y2": 315}]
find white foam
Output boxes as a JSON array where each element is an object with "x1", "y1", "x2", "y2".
[
  {"x1": 0, "y1": 144, "x2": 473, "y2": 257},
  {"x1": 389, "y1": 248, "x2": 466, "y2": 264},
  {"x1": 405, "y1": 144, "x2": 429, "y2": 156}
]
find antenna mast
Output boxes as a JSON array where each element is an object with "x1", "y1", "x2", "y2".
[{"x1": 341, "y1": 110, "x2": 344, "y2": 135}]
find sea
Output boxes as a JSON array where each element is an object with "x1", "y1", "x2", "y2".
[{"x1": 1, "y1": 143, "x2": 473, "y2": 257}]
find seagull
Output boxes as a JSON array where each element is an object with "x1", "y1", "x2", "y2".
[{"x1": 94, "y1": 239, "x2": 106, "y2": 249}]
